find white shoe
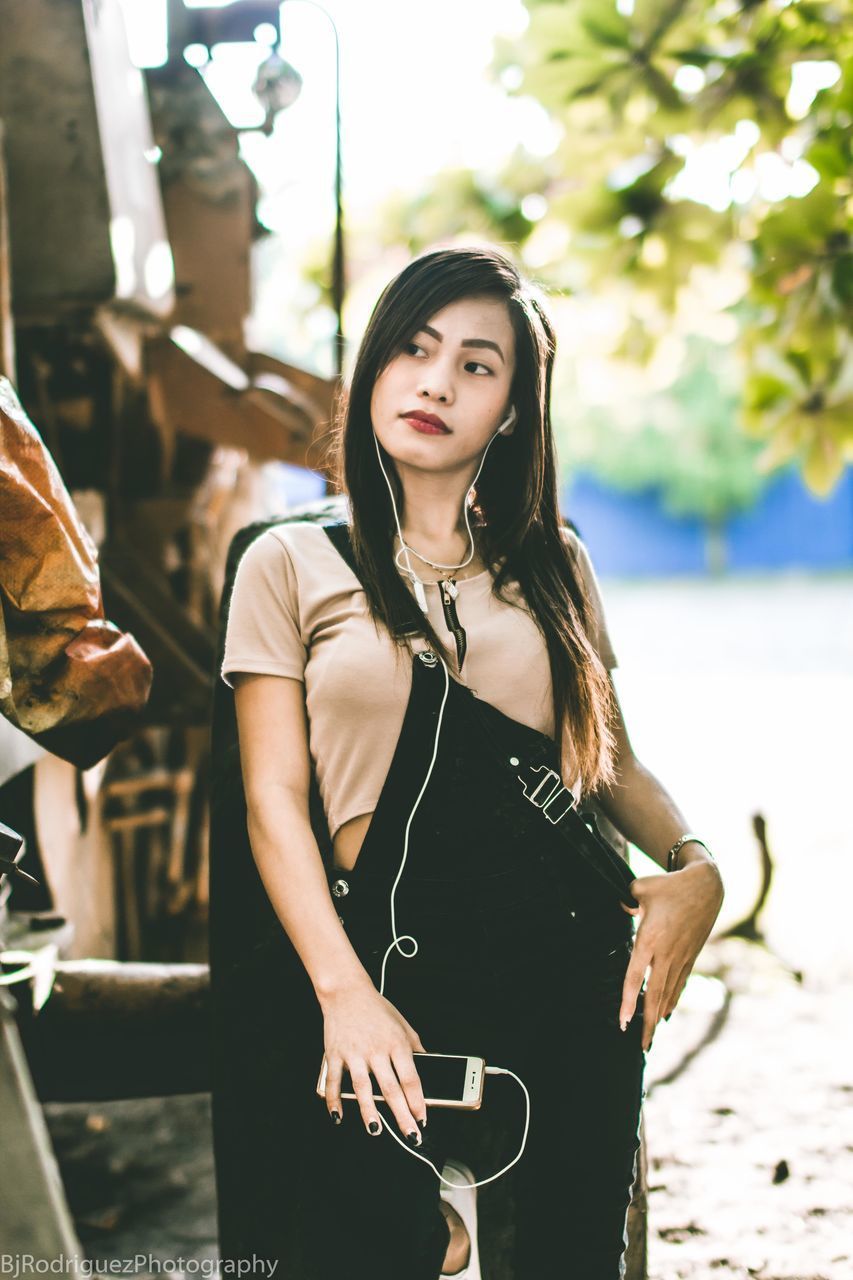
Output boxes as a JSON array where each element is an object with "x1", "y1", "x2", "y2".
[{"x1": 439, "y1": 1158, "x2": 481, "y2": 1280}]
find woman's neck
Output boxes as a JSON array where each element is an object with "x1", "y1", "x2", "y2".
[
  {"x1": 396, "y1": 511, "x2": 474, "y2": 576},
  {"x1": 393, "y1": 459, "x2": 478, "y2": 547},
  {"x1": 393, "y1": 465, "x2": 486, "y2": 578}
]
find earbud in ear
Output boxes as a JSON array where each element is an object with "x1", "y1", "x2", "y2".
[{"x1": 497, "y1": 405, "x2": 518, "y2": 435}]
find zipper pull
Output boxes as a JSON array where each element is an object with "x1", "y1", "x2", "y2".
[
  {"x1": 439, "y1": 578, "x2": 467, "y2": 671},
  {"x1": 438, "y1": 578, "x2": 455, "y2": 610}
]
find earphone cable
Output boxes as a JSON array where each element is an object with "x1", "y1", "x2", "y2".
[{"x1": 365, "y1": 418, "x2": 530, "y2": 1188}]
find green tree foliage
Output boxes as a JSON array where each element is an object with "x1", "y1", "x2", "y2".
[
  {"x1": 560, "y1": 333, "x2": 765, "y2": 520},
  {"x1": 556, "y1": 328, "x2": 767, "y2": 568},
  {"x1": 513, "y1": 0, "x2": 853, "y2": 496},
  {"x1": 379, "y1": 0, "x2": 852, "y2": 504}
]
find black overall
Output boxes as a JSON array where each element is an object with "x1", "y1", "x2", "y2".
[{"x1": 209, "y1": 508, "x2": 646, "y2": 1280}]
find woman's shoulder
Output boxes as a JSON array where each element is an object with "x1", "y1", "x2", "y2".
[
  {"x1": 236, "y1": 520, "x2": 358, "y2": 607},
  {"x1": 240, "y1": 519, "x2": 342, "y2": 569},
  {"x1": 558, "y1": 521, "x2": 587, "y2": 563},
  {"x1": 557, "y1": 522, "x2": 607, "y2": 595},
  {"x1": 263, "y1": 518, "x2": 336, "y2": 557}
]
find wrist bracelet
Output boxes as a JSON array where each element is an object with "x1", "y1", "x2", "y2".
[{"x1": 667, "y1": 833, "x2": 716, "y2": 873}]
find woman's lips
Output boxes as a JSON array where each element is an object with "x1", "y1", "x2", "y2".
[{"x1": 403, "y1": 415, "x2": 450, "y2": 435}]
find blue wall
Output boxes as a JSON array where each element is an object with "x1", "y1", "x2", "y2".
[
  {"x1": 725, "y1": 466, "x2": 853, "y2": 571},
  {"x1": 562, "y1": 466, "x2": 853, "y2": 577},
  {"x1": 560, "y1": 474, "x2": 707, "y2": 576}
]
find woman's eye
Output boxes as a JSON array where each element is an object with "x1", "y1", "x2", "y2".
[{"x1": 400, "y1": 343, "x2": 491, "y2": 375}]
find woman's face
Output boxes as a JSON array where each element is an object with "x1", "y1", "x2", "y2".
[{"x1": 369, "y1": 295, "x2": 516, "y2": 479}]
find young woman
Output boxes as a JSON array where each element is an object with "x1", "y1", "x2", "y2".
[{"x1": 212, "y1": 245, "x2": 725, "y2": 1280}]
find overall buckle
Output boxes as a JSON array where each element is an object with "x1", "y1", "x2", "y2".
[{"x1": 516, "y1": 763, "x2": 577, "y2": 824}]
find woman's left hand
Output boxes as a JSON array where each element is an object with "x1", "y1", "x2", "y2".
[{"x1": 618, "y1": 860, "x2": 724, "y2": 1051}]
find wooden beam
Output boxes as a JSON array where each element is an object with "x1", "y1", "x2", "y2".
[
  {"x1": 15, "y1": 960, "x2": 211, "y2": 1100},
  {"x1": 146, "y1": 329, "x2": 320, "y2": 465}
]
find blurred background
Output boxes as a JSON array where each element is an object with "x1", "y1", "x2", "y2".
[{"x1": 0, "y1": 1, "x2": 850, "y2": 1277}]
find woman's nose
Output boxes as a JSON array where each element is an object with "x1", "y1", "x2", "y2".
[
  {"x1": 417, "y1": 362, "x2": 454, "y2": 404},
  {"x1": 417, "y1": 380, "x2": 452, "y2": 404}
]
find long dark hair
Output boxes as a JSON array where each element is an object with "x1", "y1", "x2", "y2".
[{"x1": 329, "y1": 245, "x2": 618, "y2": 795}]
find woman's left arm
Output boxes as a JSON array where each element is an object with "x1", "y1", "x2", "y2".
[{"x1": 593, "y1": 676, "x2": 725, "y2": 1050}]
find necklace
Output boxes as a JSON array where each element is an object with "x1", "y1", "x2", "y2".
[{"x1": 392, "y1": 532, "x2": 485, "y2": 580}]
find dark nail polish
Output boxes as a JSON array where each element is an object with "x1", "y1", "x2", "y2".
[
  {"x1": 417, "y1": 1118, "x2": 427, "y2": 1130},
  {"x1": 406, "y1": 1131, "x2": 422, "y2": 1147},
  {"x1": 330, "y1": 1110, "x2": 341, "y2": 1125},
  {"x1": 664, "y1": 1012, "x2": 672, "y2": 1022},
  {"x1": 368, "y1": 1121, "x2": 381, "y2": 1135}
]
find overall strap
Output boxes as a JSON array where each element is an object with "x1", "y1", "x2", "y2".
[{"x1": 322, "y1": 520, "x2": 432, "y2": 656}]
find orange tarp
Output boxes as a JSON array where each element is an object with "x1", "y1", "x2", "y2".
[{"x1": 0, "y1": 377, "x2": 152, "y2": 767}]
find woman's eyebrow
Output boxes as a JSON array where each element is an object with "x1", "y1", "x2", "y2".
[{"x1": 419, "y1": 323, "x2": 505, "y2": 365}]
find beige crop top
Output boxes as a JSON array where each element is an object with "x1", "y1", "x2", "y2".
[{"x1": 221, "y1": 521, "x2": 617, "y2": 841}]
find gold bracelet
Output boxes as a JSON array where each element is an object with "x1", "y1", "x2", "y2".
[{"x1": 667, "y1": 833, "x2": 715, "y2": 873}]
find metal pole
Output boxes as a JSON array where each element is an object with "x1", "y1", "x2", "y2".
[
  {"x1": 332, "y1": 17, "x2": 345, "y2": 378},
  {"x1": 282, "y1": 0, "x2": 345, "y2": 377}
]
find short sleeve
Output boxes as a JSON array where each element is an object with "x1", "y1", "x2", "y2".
[
  {"x1": 221, "y1": 528, "x2": 307, "y2": 687},
  {"x1": 561, "y1": 526, "x2": 618, "y2": 670}
]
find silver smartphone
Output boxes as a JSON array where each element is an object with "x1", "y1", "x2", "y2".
[{"x1": 316, "y1": 1051, "x2": 485, "y2": 1110}]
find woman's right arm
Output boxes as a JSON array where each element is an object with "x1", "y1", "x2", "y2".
[{"x1": 232, "y1": 671, "x2": 428, "y2": 1141}]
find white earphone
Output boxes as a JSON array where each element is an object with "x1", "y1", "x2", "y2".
[{"x1": 496, "y1": 404, "x2": 518, "y2": 435}]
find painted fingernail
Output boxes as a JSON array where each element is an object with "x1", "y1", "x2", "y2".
[
  {"x1": 330, "y1": 1110, "x2": 341, "y2": 1125},
  {"x1": 368, "y1": 1121, "x2": 381, "y2": 1135},
  {"x1": 406, "y1": 1131, "x2": 422, "y2": 1147},
  {"x1": 664, "y1": 1012, "x2": 672, "y2": 1022},
  {"x1": 417, "y1": 1117, "x2": 427, "y2": 1130}
]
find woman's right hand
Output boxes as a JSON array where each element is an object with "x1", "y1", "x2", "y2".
[{"x1": 319, "y1": 978, "x2": 428, "y2": 1141}]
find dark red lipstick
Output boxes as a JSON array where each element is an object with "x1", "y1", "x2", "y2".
[{"x1": 401, "y1": 410, "x2": 450, "y2": 434}]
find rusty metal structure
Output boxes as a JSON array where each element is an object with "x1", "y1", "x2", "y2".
[
  {"x1": 0, "y1": 0, "x2": 337, "y2": 953},
  {"x1": 0, "y1": 2, "x2": 648, "y2": 1272},
  {"x1": 0, "y1": 0, "x2": 335, "y2": 1258}
]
